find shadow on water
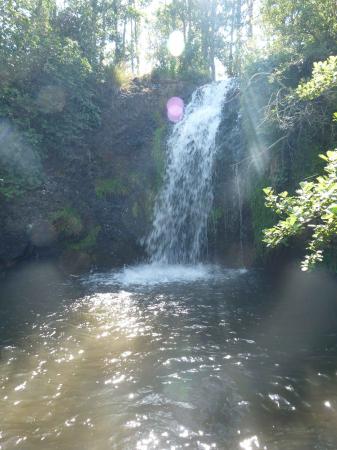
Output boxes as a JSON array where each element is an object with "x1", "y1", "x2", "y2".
[
  {"x1": 247, "y1": 266, "x2": 337, "y2": 450},
  {"x1": 0, "y1": 260, "x2": 83, "y2": 344},
  {"x1": 0, "y1": 261, "x2": 337, "y2": 449}
]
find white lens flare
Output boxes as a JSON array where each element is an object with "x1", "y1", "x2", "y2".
[{"x1": 167, "y1": 30, "x2": 185, "y2": 57}]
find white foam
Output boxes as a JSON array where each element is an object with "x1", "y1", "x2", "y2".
[
  {"x1": 83, "y1": 264, "x2": 248, "y2": 288},
  {"x1": 83, "y1": 264, "x2": 215, "y2": 287},
  {"x1": 114, "y1": 263, "x2": 215, "y2": 286}
]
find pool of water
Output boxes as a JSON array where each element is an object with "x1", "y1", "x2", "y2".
[{"x1": 1, "y1": 261, "x2": 337, "y2": 449}]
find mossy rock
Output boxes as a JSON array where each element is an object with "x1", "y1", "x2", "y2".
[
  {"x1": 51, "y1": 207, "x2": 83, "y2": 238},
  {"x1": 247, "y1": 175, "x2": 277, "y2": 260},
  {"x1": 95, "y1": 177, "x2": 128, "y2": 198},
  {"x1": 70, "y1": 225, "x2": 101, "y2": 252}
]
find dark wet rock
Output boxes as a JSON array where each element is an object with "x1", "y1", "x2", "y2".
[
  {"x1": 0, "y1": 79, "x2": 198, "y2": 272},
  {"x1": 207, "y1": 81, "x2": 250, "y2": 266}
]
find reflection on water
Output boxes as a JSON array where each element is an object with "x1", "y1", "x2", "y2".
[{"x1": 1, "y1": 262, "x2": 337, "y2": 449}]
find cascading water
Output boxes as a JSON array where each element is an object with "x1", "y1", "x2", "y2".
[{"x1": 147, "y1": 80, "x2": 232, "y2": 264}]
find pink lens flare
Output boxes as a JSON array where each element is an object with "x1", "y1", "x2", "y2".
[{"x1": 167, "y1": 97, "x2": 184, "y2": 123}]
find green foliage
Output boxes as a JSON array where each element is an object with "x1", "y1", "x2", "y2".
[
  {"x1": 0, "y1": 121, "x2": 42, "y2": 200},
  {"x1": 261, "y1": 0, "x2": 337, "y2": 62},
  {"x1": 52, "y1": 207, "x2": 83, "y2": 238},
  {"x1": 108, "y1": 64, "x2": 132, "y2": 89},
  {"x1": 56, "y1": 0, "x2": 151, "y2": 73},
  {"x1": 0, "y1": 172, "x2": 40, "y2": 200},
  {"x1": 261, "y1": 55, "x2": 337, "y2": 271},
  {"x1": 70, "y1": 225, "x2": 101, "y2": 252},
  {"x1": 263, "y1": 150, "x2": 337, "y2": 271},
  {"x1": 0, "y1": 0, "x2": 158, "y2": 196},
  {"x1": 179, "y1": 68, "x2": 211, "y2": 84},
  {"x1": 151, "y1": 66, "x2": 210, "y2": 84},
  {"x1": 248, "y1": 175, "x2": 277, "y2": 258},
  {"x1": 151, "y1": 0, "x2": 255, "y2": 79},
  {"x1": 95, "y1": 177, "x2": 127, "y2": 198},
  {"x1": 252, "y1": 2, "x2": 337, "y2": 144},
  {"x1": 296, "y1": 56, "x2": 337, "y2": 100},
  {"x1": 0, "y1": 177, "x2": 25, "y2": 200},
  {"x1": 0, "y1": 0, "x2": 102, "y2": 196},
  {"x1": 52, "y1": 207, "x2": 100, "y2": 253}
]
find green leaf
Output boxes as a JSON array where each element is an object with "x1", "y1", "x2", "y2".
[
  {"x1": 288, "y1": 215, "x2": 297, "y2": 226},
  {"x1": 263, "y1": 187, "x2": 273, "y2": 195},
  {"x1": 329, "y1": 204, "x2": 337, "y2": 215},
  {"x1": 327, "y1": 151, "x2": 337, "y2": 160}
]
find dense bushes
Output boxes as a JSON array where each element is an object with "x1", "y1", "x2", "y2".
[{"x1": 240, "y1": 0, "x2": 337, "y2": 269}]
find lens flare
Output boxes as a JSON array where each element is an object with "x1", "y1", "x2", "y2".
[
  {"x1": 166, "y1": 97, "x2": 184, "y2": 123},
  {"x1": 167, "y1": 30, "x2": 185, "y2": 57}
]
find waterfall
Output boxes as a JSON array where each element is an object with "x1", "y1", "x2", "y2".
[{"x1": 147, "y1": 80, "x2": 232, "y2": 264}]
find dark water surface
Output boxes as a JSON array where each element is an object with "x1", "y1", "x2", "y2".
[{"x1": 1, "y1": 261, "x2": 337, "y2": 450}]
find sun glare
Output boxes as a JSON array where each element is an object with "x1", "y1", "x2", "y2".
[{"x1": 167, "y1": 30, "x2": 185, "y2": 57}]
